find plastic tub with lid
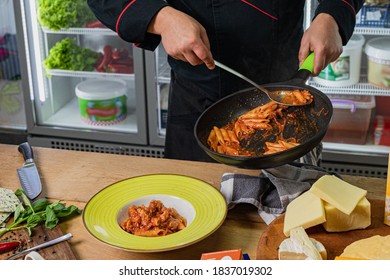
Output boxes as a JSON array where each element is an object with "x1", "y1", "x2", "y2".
[
  {"x1": 323, "y1": 95, "x2": 375, "y2": 145},
  {"x1": 365, "y1": 37, "x2": 390, "y2": 89},
  {"x1": 313, "y1": 34, "x2": 365, "y2": 87},
  {"x1": 75, "y1": 79, "x2": 127, "y2": 125}
]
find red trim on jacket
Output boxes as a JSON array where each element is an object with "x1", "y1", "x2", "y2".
[
  {"x1": 340, "y1": 0, "x2": 356, "y2": 14},
  {"x1": 241, "y1": 0, "x2": 278, "y2": 21},
  {"x1": 116, "y1": 0, "x2": 137, "y2": 36}
]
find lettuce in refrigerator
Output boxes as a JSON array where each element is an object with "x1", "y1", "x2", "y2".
[
  {"x1": 38, "y1": 0, "x2": 97, "y2": 30},
  {"x1": 44, "y1": 38, "x2": 100, "y2": 73}
]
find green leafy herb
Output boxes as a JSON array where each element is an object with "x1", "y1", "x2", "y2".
[
  {"x1": 0, "y1": 189, "x2": 81, "y2": 237},
  {"x1": 38, "y1": 0, "x2": 97, "y2": 31},
  {"x1": 44, "y1": 38, "x2": 100, "y2": 73}
]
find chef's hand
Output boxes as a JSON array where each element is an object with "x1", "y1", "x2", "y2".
[
  {"x1": 147, "y1": 6, "x2": 215, "y2": 69},
  {"x1": 299, "y1": 13, "x2": 343, "y2": 76}
]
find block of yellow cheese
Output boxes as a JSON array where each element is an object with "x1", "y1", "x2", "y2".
[
  {"x1": 334, "y1": 256, "x2": 367, "y2": 260},
  {"x1": 340, "y1": 235, "x2": 390, "y2": 260},
  {"x1": 309, "y1": 175, "x2": 367, "y2": 215},
  {"x1": 283, "y1": 191, "x2": 326, "y2": 237},
  {"x1": 322, "y1": 197, "x2": 371, "y2": 232}
]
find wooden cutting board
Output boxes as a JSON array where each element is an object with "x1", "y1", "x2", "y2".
[
  {"x1": 0, "y1": 225, "x2": 76, "y2": 260},
  {"x1": 256, "y1": 199, "x2": 390, "y2": 260}
]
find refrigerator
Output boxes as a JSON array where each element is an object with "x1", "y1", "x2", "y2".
[
  {"x1": 15, "y1": 0, "x2": 164, "y2": 157},
  {"x1": 305, "y1": 1, "x2": 390, "y2": 177},
  {"x1": 0, "y1": 0, "x2": 27, "y2": 144},
  {"x1": 145, "y1": 1, "x2": 390, "y2": 178}
]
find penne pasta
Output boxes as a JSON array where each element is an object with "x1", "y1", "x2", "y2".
[
  {"x1": 227, "y1": 130, "x2": 239, "y2": 144},
  {"x1": 213, "y1": 126, "x2": 225, "y2": 145},
  {"x1": 133, "y1": 228, "x2": 166, "y2": 237},
  {"x1": 273, "y1": 89, "x2": 313, "y2": 106},
  {"x1": 120, "y1": 200, "x2": 187, "y2": 237},
  {"x1": 206, "y1": 89, "x2": 312, "y2": 156},
  {"x1": 224, "y1": 145, "x2": 239, "y2": 156},
  {"x1": 220, "y1": 128, "x2": 230, "y2": 143}
]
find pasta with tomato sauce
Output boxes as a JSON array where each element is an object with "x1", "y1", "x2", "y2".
[
  {"x1": 207, "y1": 90, "x2": 312, "y2": 156},
  {"x1": 120, "y1": 200, "x2": 187, "y2": 237}
]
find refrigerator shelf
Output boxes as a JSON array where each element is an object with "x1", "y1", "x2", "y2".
[
  {"x1": 355, "y1": 26, "x2": 390, "y2": 36},
  {"x1": 323, "y1": 142, "x2": 390, "y2": 156},
  {"x1": 308, "y1": 75, "x2": 390, "y2": 96},
  {"x1": 45, "y1": 69, "x2": 135, "y2": 80},
  {"x1": 43, "y1": 97, "x2": 138, "y2": 133},
  {"x1": 41, "y1": 27, "x2": 116, "y2": 36}
]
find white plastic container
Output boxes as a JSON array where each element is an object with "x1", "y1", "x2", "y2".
[
  {"x1": 75, "y1": 79, "x2": 127, "y2": 125},
  {"x1": 365, "y1": 37, "x2": 390, "y2": 89},
  {"x1": 313, "y1": 34, "x2": 365, "y2": 87}
]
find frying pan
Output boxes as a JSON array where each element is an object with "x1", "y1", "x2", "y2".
[{"x1": 194, "y1": 60, "x2": 333, "y2": 170}]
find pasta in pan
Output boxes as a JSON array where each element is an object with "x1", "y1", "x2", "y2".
[
  {"x1": 207, "y1": 89, "x2": 313, "y2": 156},
  {"x1": 274, "y1": 89, "x2": 314, "y2": 105},
  {"x1": 120, "y1": 200, "x2": 187, "y2": 237}
]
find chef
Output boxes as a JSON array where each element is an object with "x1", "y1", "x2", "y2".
[{"x1": 87, "y1": 0, "x2": 363, "y2": 162}]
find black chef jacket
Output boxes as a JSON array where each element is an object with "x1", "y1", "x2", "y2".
[{"x1": 88, "y1": 0, "x2": 363, "y2": 161}]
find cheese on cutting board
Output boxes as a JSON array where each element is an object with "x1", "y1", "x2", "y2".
[
  {"x1": 340, "y1": 235, "x2": 390, "y2": 260},
  {"x1": 322, "y1": 197, "x2": 371, "y2": 232},
  {"x1": 279, "y1": 238, "x2": 327, "y2": 260},
  {"x1": 283, "y1": 191, "x2": 326, "y2": 237},
  {"x1": 279, "y1": 227, "x2": 327, "y2": 260},
  {"x1": 0, "y1": 187, "x2": 21, "y2": 226},
  {"x1": 309, "y1": 175, "x2": 367, "y2": 215}
]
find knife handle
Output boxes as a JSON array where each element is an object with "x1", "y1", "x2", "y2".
[{"x1": 18, "y1": 142, "x2": 34, "y2": 161}]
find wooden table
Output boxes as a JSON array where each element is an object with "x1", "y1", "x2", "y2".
[{"x1": 0, "y1": 143, "x2": 386, "y2": 260}]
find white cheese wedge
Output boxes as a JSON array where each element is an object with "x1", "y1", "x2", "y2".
[
  {"x1": 287, "y1": 227, "x2": 323, "y2": 260},
  {"x1": 322, "y1": 197, "x2": 371, "y2": 232},
  {"x1": 283, "y1": 191, "x2": 326, "y2": 237},
  {"x1": 340, "y1": 235, "x2": 390, "y2": 260},
  {"x1": 279, "y1": 237, "x2": 327, "y2": 260},
  {"x1": 309, "y1": 175, "x2": 367, "y2": 215}
]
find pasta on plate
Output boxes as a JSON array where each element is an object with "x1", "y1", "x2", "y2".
[{"x1": 120, "y1": 200, "x2": 187, "y2": 237}]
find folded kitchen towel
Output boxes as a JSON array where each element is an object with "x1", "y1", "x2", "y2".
[{"x1": 220, "y1": 162, "x2": 339, "y2": 225}]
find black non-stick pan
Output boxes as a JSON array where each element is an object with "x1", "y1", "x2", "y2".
[{"x1": 194, "y1": 61, "x2": 333, "y2": 169}]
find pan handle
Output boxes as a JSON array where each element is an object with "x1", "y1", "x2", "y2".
[{"x1": 293, "y1": 52, "x2": 315, "y2": 83}]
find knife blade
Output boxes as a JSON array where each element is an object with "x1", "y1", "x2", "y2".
[{"x1": 16, "y1": 142, "x2": 42, "y2": 200}]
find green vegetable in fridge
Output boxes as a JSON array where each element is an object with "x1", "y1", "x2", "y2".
[
  {"x1": 1, "y1": 81, "x2": 20, "y2": 95},
  {"x1": 0, "y1": 189, "x2": 81, "y2": 238},
  {"x1": 38, "y1": 0, "x2": 97, "y2": 30},
  {"x1": 44, "y1": 38, "x2": 100, "y2": 73},
  {"x1": 0, "y1": 95, "x2": 21, "y2": 114}
]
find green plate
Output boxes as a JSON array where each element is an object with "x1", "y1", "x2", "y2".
[{"x1": 83, "y1": 174, "x2": 227, "y2": 252}]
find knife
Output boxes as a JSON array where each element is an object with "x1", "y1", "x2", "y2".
[
  {"x1": 16, "y1": 142, "x2": 42, "y2": 200},
  {"x1": 6, "y1": 233, "x2": 73, "y2": 260}
]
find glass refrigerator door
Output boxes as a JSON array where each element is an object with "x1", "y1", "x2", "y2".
[
  {"x1": 19, "y1": 0, "x2": 147, "y2": 145},
  {"x1": 0, "y1": 0, "x2": 26, "y2": 133},
  {"x1": 305, "y1": 0, "x2": 390, "y2": 172},
  {"x1": 145, "y1": 45, "x2": 170, "y2": 147}
]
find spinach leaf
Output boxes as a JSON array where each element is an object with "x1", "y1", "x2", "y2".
[{"x1": 45, "y1": 206, "x2": 59, "y2": 230}]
